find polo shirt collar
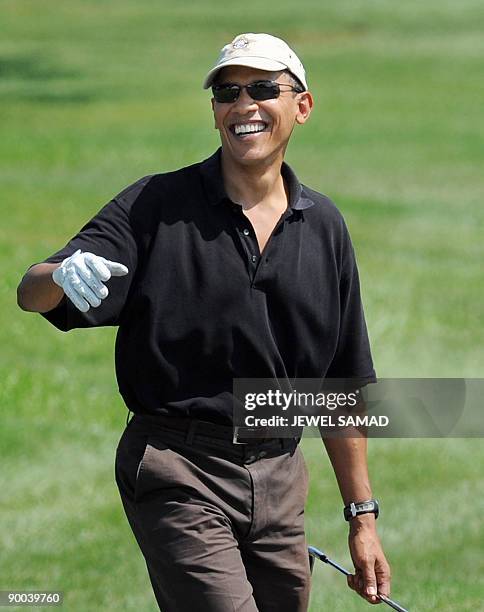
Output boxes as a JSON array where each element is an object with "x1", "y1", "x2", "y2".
[{"x1": 200, "y1": 148, "x2": 314, "y2": 211}]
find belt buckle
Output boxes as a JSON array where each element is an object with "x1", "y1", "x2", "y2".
[{"x1": 232, "y1": 426, "x2": 249, "y2": 445}]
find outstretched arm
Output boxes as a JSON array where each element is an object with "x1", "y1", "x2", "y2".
[
  {"x1": 323, "y1": 432, "x2": 391, "y2": 604},
  {"x1": 17, "y1": 263, "x2": 64, "y2": 313},
  {"x1": 17, "y1": 251, "x2": 128, "y2": 314}
]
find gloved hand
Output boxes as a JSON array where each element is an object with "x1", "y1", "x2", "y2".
[{"x1": 52, "y1": 249, "x2": 129, "y2": 312}]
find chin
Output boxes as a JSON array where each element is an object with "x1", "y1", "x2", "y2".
[{"x1": 224, "y1": 143, "x2": 279, "y2": 167}]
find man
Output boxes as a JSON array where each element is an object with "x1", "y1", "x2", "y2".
[{"x1": 17, "y1": 33, "x2": 391, "y2": 611}]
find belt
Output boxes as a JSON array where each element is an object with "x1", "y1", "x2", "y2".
[{"x1": 131, "y1": 413, "x2": 299, "y2": 448}]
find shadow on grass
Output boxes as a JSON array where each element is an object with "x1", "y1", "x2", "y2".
[
  {"x1": 0, "y1": 53, "x2": 78, "y2": 80},
  {"x1": 3, "y1": 89, "x2": 97, "y2": 104},
  {"x1": 0, "y1": 52, "x2": 104, "y2": 104}
]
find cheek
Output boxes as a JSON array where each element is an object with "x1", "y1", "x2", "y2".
[
  {"x1": 272, "y1": 115, "x2": 293, "y2": 135},
  {"x1": 265, "y1": 103, "x2": 296, "y2": 132},
  {"x1": 214, "y1": 109, "x2": 231, "y2": 131},
  {"x1": 212, "y1": 106, "x2": 223, "y2": 128}
]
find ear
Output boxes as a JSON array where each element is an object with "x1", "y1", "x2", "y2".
[{"x1": 295, "y1": 91, "x2": 314, "y2": 125}]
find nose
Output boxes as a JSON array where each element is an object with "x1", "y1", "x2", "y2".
[{"x1": 233, "y1": 87, "x2": 259, "y2": 112}]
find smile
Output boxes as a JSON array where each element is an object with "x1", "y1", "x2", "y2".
[{"x1": 230, "y1": 121, "x2": 269, "y2": 137}]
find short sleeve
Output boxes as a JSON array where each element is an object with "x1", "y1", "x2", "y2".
[
  {"x1": 39, "y1": 177, "x2": 150, "y2": 331},
  {"x1": 325, "y1": 221, "x2": 376, "y2": 386}
]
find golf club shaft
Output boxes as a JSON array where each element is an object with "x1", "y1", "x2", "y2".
[
  {"x1": 377, "y1": 593, "x2": 408, "y2": 612},
  {"x1": 308, "y1": 546, "x2": 408, "y2": 612}
]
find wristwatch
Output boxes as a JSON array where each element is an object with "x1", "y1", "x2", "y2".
[{"x1": 343, "y1": 499, "x2": 379, "y2": 521}]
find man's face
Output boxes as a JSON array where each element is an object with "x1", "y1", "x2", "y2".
[{"x1": 211, "y1": 65, "x2": 313, "y2": 168}]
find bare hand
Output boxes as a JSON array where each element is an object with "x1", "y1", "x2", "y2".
[{"x1": 347, "y1": 515, "x2": 391, "y2": 604}]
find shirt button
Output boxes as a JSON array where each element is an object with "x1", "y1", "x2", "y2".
[
  {"x1": 251, "y1": 255, "x2": 257, "y2": 263},
  {"x1": 243, "y1": 229, "x2": 250, "y2": 236}
]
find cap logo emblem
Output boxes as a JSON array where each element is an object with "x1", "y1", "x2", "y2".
[{"x1": 233, "y1": 38, "x2": 249, "y2": 49}]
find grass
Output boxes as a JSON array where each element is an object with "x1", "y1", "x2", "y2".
[{"x1": 1, "y1": 0, "x2": 483, "y2": 609}]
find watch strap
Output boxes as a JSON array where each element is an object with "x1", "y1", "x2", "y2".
[{"x1": 343, "y1": 499, "x2": 379, "y2": 521}]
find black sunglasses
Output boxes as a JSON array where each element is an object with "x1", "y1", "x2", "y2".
[{"x1": 212, "y1": 79, "x2": 304, "y2": 103}]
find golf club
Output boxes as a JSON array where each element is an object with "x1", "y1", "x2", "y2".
[{"x1": 308, "y1": 545, "x2": 409, "y2": 612}]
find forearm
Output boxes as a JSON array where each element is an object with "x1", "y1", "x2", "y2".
[
  {"x1": 324, "y1": 431, "x2": 391, "y2": 602},
  {"x1": 322, "y1": 431, "x2": 372, "y2": 505},
  {"x1": 17, "y1": 263, "x2": 64, "y2": 313}
]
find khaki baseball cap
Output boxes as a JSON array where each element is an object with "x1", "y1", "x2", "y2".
[{"x1": 203, "y1": 32, "x2": 308, "y2": 91}]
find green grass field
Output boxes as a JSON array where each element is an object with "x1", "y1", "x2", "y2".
[{"x1": 2, "y1": 1, "x2": 484, "y2": 610}]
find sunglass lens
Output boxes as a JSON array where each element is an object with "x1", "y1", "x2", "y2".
[
  {"x1": 213, "y1": 85, "x2": 239, "y2": 103},
  {"x1": 247, "y1": 81, "x2": 280, "y2": 100}
]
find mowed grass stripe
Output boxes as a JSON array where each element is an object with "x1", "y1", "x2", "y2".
[
  {"x1": 303, "y1": 438, "x2": 483, "y2": 610},
  {"x1": 0, "y1": 431, "x2": 157, "y2": 610}
]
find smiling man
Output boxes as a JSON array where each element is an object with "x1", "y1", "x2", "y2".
[{"x1": 17, "y1": 33, "x2": 390, "y2": 611}]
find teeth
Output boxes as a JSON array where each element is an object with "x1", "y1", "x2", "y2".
[{"x1": 234, "y1": 122, "x2": 266, "y2": 135}]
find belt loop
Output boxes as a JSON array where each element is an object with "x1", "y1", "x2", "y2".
[{"x1": 185, "y1": 420, "x2": 197, "y2": 445}]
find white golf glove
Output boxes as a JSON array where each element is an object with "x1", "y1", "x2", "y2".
[{"x1": 52, "y1": 249, "x2": 129, "y2": 312}]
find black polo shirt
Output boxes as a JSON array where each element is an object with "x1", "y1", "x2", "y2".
[{"x1": 41, "y1": 148, "x2": 376, "y2": 423}]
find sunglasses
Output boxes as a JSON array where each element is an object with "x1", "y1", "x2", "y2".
[{"x1": 212, "y1": 79, "x2": 304, "y2": 103}]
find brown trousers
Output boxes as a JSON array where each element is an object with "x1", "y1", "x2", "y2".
[{"x1": 115, "y1": 414, "x2": 311, "y2": 611}]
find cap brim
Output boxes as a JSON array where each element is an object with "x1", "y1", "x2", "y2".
[{"x1": 203, "y1": 57, "x2": 288, "y2": 89}]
